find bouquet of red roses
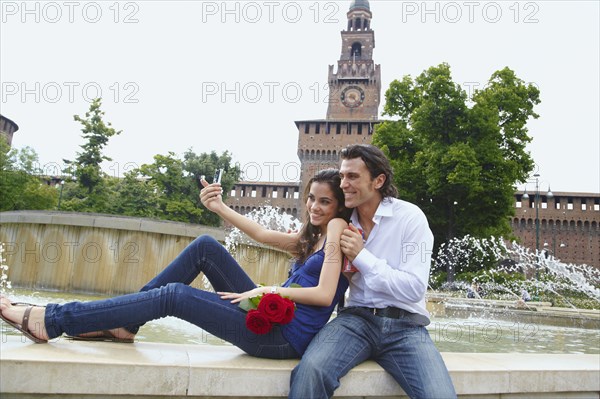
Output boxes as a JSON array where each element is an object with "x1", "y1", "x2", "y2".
[{"x1": 239, "y1": 292, "x2": 296, "y2": 335}]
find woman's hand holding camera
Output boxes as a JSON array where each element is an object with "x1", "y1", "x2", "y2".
[{"x1": 199, "y1": 177, "x2": 224, "y2": 212}]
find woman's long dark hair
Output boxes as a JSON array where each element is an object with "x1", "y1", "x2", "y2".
[{"x1": 295, "y1": 169, "x2": 352, "y2": 264}]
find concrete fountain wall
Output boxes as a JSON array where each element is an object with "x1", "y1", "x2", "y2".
[{"x1": 0, "y1": 211, "x2": 292, "y2": 295}]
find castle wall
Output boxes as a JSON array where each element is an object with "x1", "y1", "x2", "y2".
[
  {"x1": 227, "y1": 181, "x2": 301, "y2": 219},
  {"x1": 511, "y1": 191, "x2": 600, "y2": 267}
]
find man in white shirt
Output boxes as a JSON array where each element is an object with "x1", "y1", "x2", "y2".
[{"x1": 289, "y1": 144, "x2": 456, "y2": 399}]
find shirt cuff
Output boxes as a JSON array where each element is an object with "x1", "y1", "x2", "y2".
[{"x1": 352, "y1": 248, "x2": 378, "y2": 273}]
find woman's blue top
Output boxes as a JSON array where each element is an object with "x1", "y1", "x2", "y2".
[{"x1": 280, "y1": 245, "x2": 349, "y2": 355}]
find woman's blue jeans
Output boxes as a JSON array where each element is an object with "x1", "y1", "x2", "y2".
[
  {"x1": 44, "y1": 235, "x2": 299, "y2": 359},
  {"x1": 289, "y1": 307, "x2": 456, "y2": 399}
]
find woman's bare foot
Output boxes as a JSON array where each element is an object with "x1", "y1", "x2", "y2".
[
  {"x1": 0, "y1": 295, "x2": 49, "y2": 342},
  {"x1": 76, "y1": 327, "x2": 135, "y2": 342}
]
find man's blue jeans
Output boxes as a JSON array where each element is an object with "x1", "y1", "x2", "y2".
[
  {"x1": 289, "y1": 307, "x2": 456, "y2": 399},
  {"x1": 44, "y1": 235, "x2": 299, "y2": 359}
]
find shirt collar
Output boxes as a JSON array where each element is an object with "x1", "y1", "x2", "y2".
[{"x1": 350, "y1": 198, "x2": 394, "y2": 226}]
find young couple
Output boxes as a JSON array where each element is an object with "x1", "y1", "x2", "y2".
[{"x1": 0, "y1": 145, "x2": 456, "y2": 399}]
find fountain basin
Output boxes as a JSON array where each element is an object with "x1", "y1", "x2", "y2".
[{"x1": 428, "y1": 294, "x2": 600, "y2": 330}]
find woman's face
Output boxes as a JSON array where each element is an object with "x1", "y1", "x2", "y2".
[{"x1": 306, "y1": 182, "x2": 340, "y2": 229}]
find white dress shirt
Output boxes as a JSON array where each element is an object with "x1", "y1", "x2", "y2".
[{"x1": 346, "y1": 197, "x2": 434, "y2": 323}]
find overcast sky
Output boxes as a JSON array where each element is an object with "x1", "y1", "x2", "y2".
[{"x1": 1, "y1": 0, "x2": 598, "y2": 194}]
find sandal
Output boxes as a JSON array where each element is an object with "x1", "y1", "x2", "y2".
[
  {"x1": 0, "y1": 302, "x2": 48, "y2": 344},
  {"x1": 67, "y1": 330, "x2": 134, "y2": 343}
]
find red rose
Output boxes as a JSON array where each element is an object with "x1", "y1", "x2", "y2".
[
  {"x1": 279, "y1": 297, "x2": 295, "y2": 324},
  {"x1": 258, "y1": 293, "x2": 291, "y2": 324},
  {"x1": 245, "y1": 309, "x2": 272, "y2": 335}
]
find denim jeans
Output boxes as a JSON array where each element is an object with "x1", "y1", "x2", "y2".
[
  {"x1": 289, "y1": 307, "x2": 456, "y2": 399},
  {"x1": 44, "y1": 235, "x2": 299, "y2": 359}
]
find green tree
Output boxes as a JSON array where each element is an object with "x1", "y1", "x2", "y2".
[
  {"x1": 182, "y1": 149, "x2": 241, "y2": 226},
  {"x1": 137, "y1": 152, "x2": 200, "y2": 223},
  {"x1": 62, "y1": 98, "x2": 121, "y2": 212},
  {"x1": 0, "y1": 139, "x2": 57, "y2": 211},
  {"x1": 110, "y1": 171, "x2": 160, "y2": 218},
  {"x1": 374, "y1": 63, "x2": 539, "y2": 249},
  {"x1": 131, "y1": 149, "x2": 240, "y2": 225}
]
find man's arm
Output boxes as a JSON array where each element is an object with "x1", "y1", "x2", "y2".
[{"x1": 352, "y1": 211, "x2": 433, "y2": 303}]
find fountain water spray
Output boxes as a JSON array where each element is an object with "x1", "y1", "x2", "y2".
[
  {"x1": 0, "y1": 242, "x2": 13, "y2": 295},
  {"x1": 433, "y1": 235, "x2": 600, "y2": 307},
  {"x1": 507, "y1": 243, "x2": 600, "y2": 305},
  {"x1": 225, "y1": 206, "x2": 302, "y2": 253}
]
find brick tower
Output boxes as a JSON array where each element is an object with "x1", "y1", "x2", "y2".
[
  {"x1": 296, "y1": 0, "x2": 382, "y2": 214},
  {"x1": 0, "y1": 114, "x2": 19, "y2": 147},
  {"x1": 326, "y1": 0, "x2": 381, "y2": 120},
  {"x1": 226, "y1": 0, "x2": 382, "y2": 219}
]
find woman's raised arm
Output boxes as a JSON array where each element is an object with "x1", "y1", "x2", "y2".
[{"x1": 200, "y1": 179, "x2": 299, "y2": 255}]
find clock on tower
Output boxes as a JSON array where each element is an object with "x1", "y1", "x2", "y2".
[{"x1": 326, "y1": 0, "x2": 381, "y2": 121}]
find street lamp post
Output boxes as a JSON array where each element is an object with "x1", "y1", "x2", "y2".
[
  {"x1": 57, "y1": 180, "x2": 65, "y2": 210},
  {"x1": 522, "y1": 173, "x2": 553, "y2": 281},
  {"x1": 522, "y1": 173, "x2": 553, "y2": 254}
]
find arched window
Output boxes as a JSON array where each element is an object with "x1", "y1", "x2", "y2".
[{"x1": 351, "y1": 42, "x2": 362, "y2": 59}]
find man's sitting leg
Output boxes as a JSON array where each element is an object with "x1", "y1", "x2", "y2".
[{"x1": 289, "y1": 312, "x2": 373, "y2": 398}]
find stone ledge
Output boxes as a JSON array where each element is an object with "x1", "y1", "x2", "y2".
[
  {"x1": 427, "y1": 294, "x2": 555, "y2": 310},
  {"x1": 0, "y1": 210, "x2": 225, "y2": 240},
  {"x1": 427, "y1": 294, "x2": 600, "y2": 330},
  {"x1": 1, "y1": 336, "x2": 599, "y2": 398}
]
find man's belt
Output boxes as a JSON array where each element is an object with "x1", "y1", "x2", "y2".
[{"x1": 362, "y1": 306, "x2": 412, "y2": 319}]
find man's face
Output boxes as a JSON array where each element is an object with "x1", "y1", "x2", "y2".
[{"x1": 339, "y1": 157, "x2": 382, "y2": 209}]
